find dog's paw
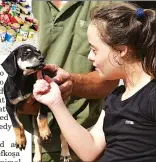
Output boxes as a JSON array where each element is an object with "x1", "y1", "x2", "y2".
[
  {"x1": 33, "y1": 153, "x2": 42, "y2": 162},
  {"x1": 60, "y1": 155, "x2": 72, "y2": 162},
  {"x1": 37, "y1": 117, "x2": 52, "y2": 142},
  {"x1": 33, "y1": 160, "x2": 42, "y2": 162},
  {"x1": 13, "y1": 126, "x2": 26, "y2": 150},
  {"x1": 15, "y1": 136, "x2": 26, "y2": 150},
  {"x1": 39, "y1": 127, "x2": 52, "y2": 142}
]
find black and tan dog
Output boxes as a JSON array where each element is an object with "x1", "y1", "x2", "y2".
[
  {"x1": 1, "y1": 44, "x2": 52, "y2": 162},
  {"x1": 1, "y1": 44, "x2": 72, "y2": 162}
]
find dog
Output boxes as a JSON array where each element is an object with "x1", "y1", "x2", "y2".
[
  {"x1": 1, "y1": 44, "x2": 52, "y2": 162},
  {"x1": 1, "y1": 44, "x2": 72, "y2": 162}
]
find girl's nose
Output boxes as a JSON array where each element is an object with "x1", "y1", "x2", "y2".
[{"x1": 88, "y1": 50, "x2": 95, "y2": 61}]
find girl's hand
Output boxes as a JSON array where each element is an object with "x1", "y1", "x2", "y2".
[
  {"x1": 33, "y1": 73, "x2": 64, "y2": 108},
  {"x1": 44, "y1": 64, "x2": 73, "y2": 101}
]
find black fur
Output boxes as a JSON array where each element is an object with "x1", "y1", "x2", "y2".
[{"x1": 1, "y1": 44, "x2": 50, "y2": 150}]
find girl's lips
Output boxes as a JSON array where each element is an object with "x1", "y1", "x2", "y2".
[
  {"x1": 93, "y1": 65, "x2": 99, "y2": 72},
  {"x1": 95, "y1": 68, "x2": 101, "y2": 74},
  {"x1": 95, "y1": 67, "x2": 99, "y2": 71}
]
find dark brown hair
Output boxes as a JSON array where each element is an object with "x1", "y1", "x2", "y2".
[{"x1": 91, "y1": 2, "x2": 156, "y2": 77}]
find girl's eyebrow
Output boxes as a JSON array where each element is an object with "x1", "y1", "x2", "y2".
[{"x1": 89, "y1": 43, "x2": 97, "y2": 49}]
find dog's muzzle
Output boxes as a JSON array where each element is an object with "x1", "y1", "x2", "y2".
[{"x1": 26, "y1": 63, "x2": 45, "y2": 70}]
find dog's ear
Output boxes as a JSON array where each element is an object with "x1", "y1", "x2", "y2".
[{"x1": 1, "y1": 51, "x2": 17, "y2": 77}]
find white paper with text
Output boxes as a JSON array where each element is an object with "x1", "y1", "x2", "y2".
[{"x1": 0, "y1": 64, "x2": 32, "y2": 162}]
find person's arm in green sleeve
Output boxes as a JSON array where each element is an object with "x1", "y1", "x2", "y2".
[
  {"x1": 43, "y1": 64, "x2": 119, "y2": 99},
  {"x1": 71, "y1": 71, "x2": 119, "y2": 99}
]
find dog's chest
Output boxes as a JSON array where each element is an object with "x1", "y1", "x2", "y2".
[{"x1": 5, "y1": 74, "x2": 36, "y2": 105}]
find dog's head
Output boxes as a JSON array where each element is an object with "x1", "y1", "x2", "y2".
[{"x1": 1, "y1": 44, "x2": 45, "y2": 77}]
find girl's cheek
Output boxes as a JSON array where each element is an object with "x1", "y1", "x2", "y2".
[{"x1": 96, "y1": 58, "x2": 101, "y2": 67}]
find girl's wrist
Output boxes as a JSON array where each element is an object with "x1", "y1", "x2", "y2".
[{"x1": 48, "y1": 98, "x2": 64, "y2": 111}]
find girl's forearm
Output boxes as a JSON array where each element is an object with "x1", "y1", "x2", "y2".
[{"x1": 49, "y1": 102, "x2": 101, "y2": 161}]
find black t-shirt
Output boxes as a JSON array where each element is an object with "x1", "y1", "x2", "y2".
[{"x1": 99, "y1": 79, "x2": 156, "y2": 162}]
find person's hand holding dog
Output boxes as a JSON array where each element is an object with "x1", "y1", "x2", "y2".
[
  {"x1": 33, "y1": 64, "x2": 72, "y2": 108},
  {"x1": 44, "y1": 64, "x2": 72, "y2": 101}
]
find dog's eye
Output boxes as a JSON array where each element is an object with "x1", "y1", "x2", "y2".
[
  {"x1": 23, "y1": 51, "x2": 29, "y2": 56},
  {"x1": 35, "y1": 49, "x2": 41, "y2": 54},
  {"x1": 23, "y1": 49, "x2": 32, "y2": 56}
]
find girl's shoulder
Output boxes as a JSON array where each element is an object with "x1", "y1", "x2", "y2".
[
  {"x1": 106, "y1": 79, "x2": 156, "y2": 103},
  {"x1": 149, "y1": 80, "x2": 156, "y2": 95},
  {"x1": 141, "y1": 80, "x2": 156, "y2": 121},
  {"x1": 111, "y1": 79, "x2": 156, "y2": 98},
  {"x1": 134, "y1": 79, "x2": 156, "y2": 121}
]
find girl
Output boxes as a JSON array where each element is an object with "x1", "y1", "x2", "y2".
[{"x1": 33, "y1": 2, "x2": 156, "y2": 162}]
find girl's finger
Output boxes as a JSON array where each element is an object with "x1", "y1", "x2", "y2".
[
  {"x1": 35, "y1": 79, "x2": 49, "y2": 86},
  {"x1": 37, "y1": 70, "x2": 43, "y2": 79},
  {"x1": 34, "y1": 80, "x2": 49, "y2": 90},
  {"x1": 33, "y1": 84, "x2": 49, "y2": 93},
  {"x1": 44, "y1": 75, "x2": 53, "y2": 83}
]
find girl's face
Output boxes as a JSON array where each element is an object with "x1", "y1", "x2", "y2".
[{"x1": 87, "y1": 24, "x2": 123, "y2": 80}]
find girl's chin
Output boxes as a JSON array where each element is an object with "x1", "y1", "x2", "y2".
[
  {"x1": 95, "y1": 68, "x2": 110, "y2": 78},
  {"x1": 99, "y1": 72, "x2": 105, "y2": 78},
  {"x1": 95, "y1": 68, "x2": 100, "y2": 72},
  {"x1": 96, "y1": 69, "x2": 112, "y2": 80},
  {"x1": 96, "y1": 69, "x2": 104, "y2": 77}
]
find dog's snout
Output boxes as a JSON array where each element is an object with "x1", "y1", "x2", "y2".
[{"x1": 38, "y1": 56, "x2": 44, "y2": 62}]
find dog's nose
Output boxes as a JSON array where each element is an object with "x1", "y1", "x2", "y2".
[{"x1": 38, "y1": 56, "x2": 44, "y2": 62}]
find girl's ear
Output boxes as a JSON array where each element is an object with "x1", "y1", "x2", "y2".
[{"x1": 117, "y1": 45, "x2": 128, "y2": 58}]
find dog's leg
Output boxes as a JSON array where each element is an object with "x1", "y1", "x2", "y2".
[
  {"x1": 6, "y1": 102, "x2": 26, "y2": 150},
  {"x1": 60, "y1": 133, "x2": 72, "y2": 162},
  {"x1": 37, "y1": 104, "x2": 52, "y2": 142},
  {"x1": 32, "y1": 116, "x2": 42, "y2": 162}
]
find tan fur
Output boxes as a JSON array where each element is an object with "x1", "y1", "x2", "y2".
[
  {"x1": 17, "y1": 95, "x2": 39, "y2": 115},
  {"x1": 13, "y1": 121, "x2": 26, "y2": 149},
  {"x1": 37, "y1": 115, "x2": 52, "y2": 141}
]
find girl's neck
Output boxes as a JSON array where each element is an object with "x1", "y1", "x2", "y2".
[{"x1": 122, "y1": 62, "x2": 153, "y2": 100}]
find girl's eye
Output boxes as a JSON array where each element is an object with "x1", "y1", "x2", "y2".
[{"x1": 92, "y1": 49, "x2": 97, "y2": 54}]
